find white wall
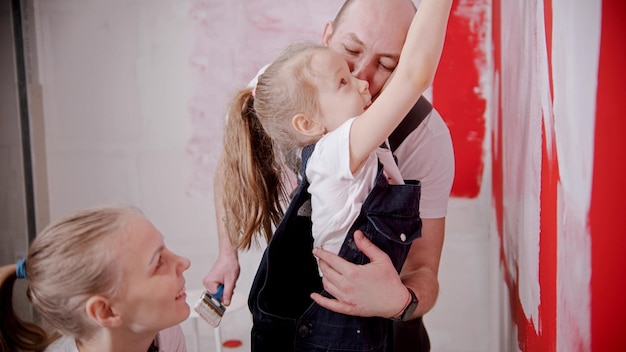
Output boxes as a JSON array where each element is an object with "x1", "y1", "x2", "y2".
[
  {"x1": 29, "y1": 0, "x2": 496, "y2": 351},
  {"x1": 33, "y1": 0, "x2": 211, "y2": 291}
]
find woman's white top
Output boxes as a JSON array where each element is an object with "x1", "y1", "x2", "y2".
[{"x1": 44, "y1": 325, "x2": 187, "y2": 352}]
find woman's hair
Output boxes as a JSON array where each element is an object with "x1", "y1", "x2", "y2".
[
  {"x1": 222, "y1": 42, "x2": 325, "y2": 250},
  {"x1": 0, "y1": 206, "x2": 139, "y2": 351},
  {"x1": 0, "y1": 265, "x2": 53, "y2": 351}
]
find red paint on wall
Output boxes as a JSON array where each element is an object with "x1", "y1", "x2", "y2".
[
  {"x1": 537, "y1": 0, "x2": 558, "y2": 348},
  {"x1": 491, "y1": 0, "x2": 503, "y2": 238},
  {"x1": 508, "y1": 286, "x2": 541, "y2": 351},
  {"x1": 590, "y1": 0, "x2": 626, "y2": 349},
  {"x1": 537, "y1": 122, "x2": 558, "y2": 351},
  {"x1": 489, "y1": 3, "x2": 540, "y2": 348},
  {"x1": 493, "y1": 0, "x2": 557, "y2": 350},
  {"x1": 433, "y1": 0, "x2": 487, "y2": 198},
  {"x1": 495, "y1": 0, "x2": 626, "y2": 349}
]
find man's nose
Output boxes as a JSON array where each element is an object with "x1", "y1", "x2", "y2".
[{"x1": 352, "y1": 62, "x2": 374, "y2": 84}]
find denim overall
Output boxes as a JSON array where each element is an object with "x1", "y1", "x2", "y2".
[{"x1": 249, "y1": 144, "x2": 422, "y2": 352}]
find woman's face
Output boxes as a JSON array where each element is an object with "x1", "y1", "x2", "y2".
[{"x1": 111, "y1": 213, "x2": 191, "y2": 334}]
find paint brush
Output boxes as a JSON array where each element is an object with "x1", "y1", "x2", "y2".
[{"x1": 193, "y1": 284, "x2": 226, "y2": 327}]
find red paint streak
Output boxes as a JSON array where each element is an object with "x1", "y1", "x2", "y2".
[
  {"x1": 498, "y1": 125, "x2": 558, "y2": 352},
  {"x1": 489, "y1": 2, "x2": 527, "y2": 348},
  {"x1": 491, "y1": 0, "x2": 504, "y2": 238},
  {"x1": 506, "y1": 270, "x2": 541, "y2": 352},
  {"x1": 493, "y1": 0, "x2": 557, "y2": 350},
  {"x1": 537, "y1": 119, "x2": 558, "y2": 351},
  {"x1": 536, "y1": 1, "x2": 557, "y2": 349},
  {"x1": 591, "y1": 0, "x2": 626, "y2": 350},
  {"x1": 433, "y1": 0, "x2": 487, "y2": 198}
]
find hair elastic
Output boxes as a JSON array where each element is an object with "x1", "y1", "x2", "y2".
[{"x1": 16, "y1": 258, "x2": 27, "y2": 279}]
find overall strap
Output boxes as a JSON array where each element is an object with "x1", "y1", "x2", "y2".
[
  {"x1": 298, "y1": 144, "x2": 316, "y2": 183},
  {"x1": 388, "y1": 95, "x2": 433, "y2": 152}
]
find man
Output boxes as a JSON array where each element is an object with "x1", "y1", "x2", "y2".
[{"x1": 204, "y1": 0, "x2": 454, "y2": 350}]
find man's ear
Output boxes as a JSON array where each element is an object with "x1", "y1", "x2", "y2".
[
  {"x1": 85, "y1": 296, "x2": 122, "y2": 328},
  {"x1": 322, "y1": 21, "x2": 334, "y2": 47},
  {"x1": 292, "y1": 113, "x2": 325, "y2": 137}
]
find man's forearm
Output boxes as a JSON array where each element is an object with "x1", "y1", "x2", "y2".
[
  {"x1": 400, "y1": 217, "x2": 445, "y2": 319},
  {"x1": 402, "y1": 266, "x2": 440, "y2": 318}
]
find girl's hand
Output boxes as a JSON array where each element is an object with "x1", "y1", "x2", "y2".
[
  {"x1": 202, "y1": 253, "x2": 240, "y2": 306},
  {"x1": 311, "y1": 230, "x2": 409, "y2": 318}
]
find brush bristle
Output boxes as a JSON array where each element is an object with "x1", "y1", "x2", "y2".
[{"x1": 193, "y1": 290, "x2": 226, "y2": 327}]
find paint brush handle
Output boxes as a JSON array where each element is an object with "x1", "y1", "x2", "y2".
[{"x1": 214, "y1": 283, "x2": 224, "y2": 302}]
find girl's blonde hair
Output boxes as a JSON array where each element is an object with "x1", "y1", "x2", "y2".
[
  {"x1": 0, "y1": 206, "x2": 140, "y2": 350},
  {"x1": 222, "y1": 42, "x2": 326, "y2": 250}
]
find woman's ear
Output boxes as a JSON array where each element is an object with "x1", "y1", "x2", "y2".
[
  {"x1": 85, "y1": 296, "x2": 122, "y2": 328},
  {"x1": 292, "y1": 113, "x2": 325, "y2": 137}
]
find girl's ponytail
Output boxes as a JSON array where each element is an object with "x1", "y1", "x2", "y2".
[{"x1": 222, "y1": 88, "x2": 286, "y2": 249}]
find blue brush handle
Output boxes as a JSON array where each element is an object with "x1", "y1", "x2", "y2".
[{"x1": 214, "y1": 284, "x2": 224, "y2": 302}]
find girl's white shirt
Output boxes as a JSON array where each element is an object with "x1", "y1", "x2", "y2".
[{"x1": 307, "y1": 118, "x2": 403, "y2": 265}]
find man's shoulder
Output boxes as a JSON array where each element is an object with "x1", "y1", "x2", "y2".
[
  {"x1": 398, "y1": 107, "x2": 451, "y2": 150},
  {"x1": 389, "y1": 95, "x2": 433, "y2": 152},
  {"x1": 393, "y1": 102, "x2": 452, "y2": 163}
]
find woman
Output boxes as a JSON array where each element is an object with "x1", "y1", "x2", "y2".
[{"x1": 0, "y1": 206, "x2": 190, "y2": 352}]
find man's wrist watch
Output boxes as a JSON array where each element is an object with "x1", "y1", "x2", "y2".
[{"x1": 397, "y1": 287, "x2": 419, "y2": 321}]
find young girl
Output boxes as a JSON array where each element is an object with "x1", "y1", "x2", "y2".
[
  {"x1": 0, "y1": 206, "x2": 190, "y2": 352},
  {"x1": 221, "y1": 0, "x2": 452, "y2": 350},
  {"x1": 222, "y1": 0, "x2": 451, "y2": 266}
]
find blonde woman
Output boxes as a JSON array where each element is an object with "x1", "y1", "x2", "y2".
[{"x1": 0, "y1": 206, "x2": 190, "y2": 352}]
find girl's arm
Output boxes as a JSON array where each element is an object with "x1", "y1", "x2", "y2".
[{"x1": 349, "y1": 0, "x2": 453, "y2": 172}]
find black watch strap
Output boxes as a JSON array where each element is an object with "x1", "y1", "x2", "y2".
[{"x1": 399, "y1": 287, "x2": 419, "y2": 321}]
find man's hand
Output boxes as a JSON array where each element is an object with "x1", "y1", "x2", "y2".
[{"x1": 310, "y1": 230, "x2": 410, "y2": 318}]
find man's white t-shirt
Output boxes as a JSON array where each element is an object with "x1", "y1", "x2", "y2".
[{"x1": 393, "y1": 108, "x2": 454, "y2": 219}]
